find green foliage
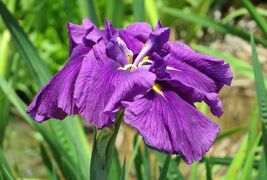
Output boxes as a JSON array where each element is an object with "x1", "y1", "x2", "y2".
[{"x1": 0, "y1": 0, "x2": 267, "y2": 179}]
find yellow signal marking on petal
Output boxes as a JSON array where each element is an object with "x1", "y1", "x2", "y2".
[
  {"x1": 143, "y1": 56, "x2": 149, "y2": 61},
  {"x1": 152, "y1": 84, "x2": 164, "y2": 96}
]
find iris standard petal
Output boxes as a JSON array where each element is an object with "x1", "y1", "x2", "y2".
[
  {"x1": 106, "y1": 37, "x2": 129, "y2": 66},
  {"x1": 123, "y1": 88, "x2": 220, "y2": 164},
  {"x1": 67, "y1": 18, "x2": 102, "y2": 53},
  {"x1": 164, "y1": 54, "x2": 223, "y2": 117},
  {"x1": 67, "y1": 19, "x2": 93, "y2": 50},
  {"x1": 134, "y1": 27, "x2": 170, "y2": 65},
  {"x1": 118, "y1": 30, "x2": 144, "y2": 55},
  {"x1": 125, "y1": 22, "x2": 152, "y2": 42},
  {"x1": 165, "y1": 42, "x2": 233, "y2": 91},
  {"x1": 27, "y1": 45, "x2": 91, "y2": 122}
]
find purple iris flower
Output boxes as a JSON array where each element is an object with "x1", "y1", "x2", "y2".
[{"x1": 27, "y1": 19, "x2": 232, "y2": 164}]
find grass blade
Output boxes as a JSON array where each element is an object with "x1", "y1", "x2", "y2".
[
  {"x1": 133, "y1": 0, "x2": 145, "y2": 21},
  {"x1": 106, "y1": 0, "x2": 124, "y2": 27},
  {"x1": 205, "y1": 157, "x2": 212, "y2": 180},
  {"x1": 40, "y1": 144, "x2": 59, "y2": 180},
  {"x1": 161, "y1": 7, "x2": 267, "y2": 47},
  {"x1": 77, "y1": 0, "x2": 100, "y2": 26},
  {"x1": 241, "y1": 133, "x2": 261, "y2": 180},
  {"x1": 143, "y1": 146, "x2": 151, "y2": 180},
  {"x1": 0, "y1": 1, "x2": 91, "y2": 179},
  {"x1": 0, "y1": 148, "x2": 14, "y2": 180},
  {"x1": 251, "y1": 34, "x2": 267, "y2": 166},
  {"x1": 90, "y1": 112, "x2": 123, "y2": 180},
  {"x1": 257, "y1": 152, "x2": 267, "y2": 180},
  {"x1": 145, "y1": 0, "x2": 159, "y2": 25},
  {"x1": 241, "y1": 0, "x2": 267, "y2": 37},
  {"x1": 0, "y1": 0, "x2": 51, "y2": 85},
  {"x1": 108, "y1": 148, "x2": 121, "y2": 180},
  {"x1": 226, "y1": 135, "x2": 248, "y2": 179},
  {"x1": 159, "y1": 155, "x2": 171, "y2": 180},
  {"x1": 120, "y1": 158, "x2": 126, "y2": 180}
]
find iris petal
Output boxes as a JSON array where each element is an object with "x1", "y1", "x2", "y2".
[
  {"x1": 74, "y1": 43, "x2": 156, "y2": 128},
  {"x1": 164, "y1": 54, "x2": 223, "y2": 117},
  {"x1": 123, "y1": 88, "x2": 220, "y2": 164},
  {"x1": 165, "y1": 42, "x2": 233, "y2": 91},
  {"x1": 27, "y1": 45, "x2": 91, "y2": 121}
]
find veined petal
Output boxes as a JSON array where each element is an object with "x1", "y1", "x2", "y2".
[
  {"x1": 118, "y1": 30, "x2": 144, "y2": 55},
  {"x1": 75, "y1": 59, "x2": 155, "y2": 128},
  {"x1": 123, "y1": 88, "x2": 219, "y2": 164},
  {"x1": 134, "y1": 27, "x2": 170, "y2": 65},
  {"x1": 104, "y1": 68, "x2": 156, "y2": 113},
  {"x1": 67, "y1": 19, "x2": 93, "y2": 50},
  {"x1": 125, "y1": 22, "x2": 152, "y2": 42},
  {"x1": 164, "y1": 54, "x2": 223, "y2": 117},
  {"x1": 165, "y1": 42, "x2": 233, "y2": 90},
  {"x1": 27, "y1": 45, "x2": 90, "y2": 122}
]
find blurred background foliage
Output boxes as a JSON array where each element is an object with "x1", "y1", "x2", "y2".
[{"x1": 0, "y1": 0, "x2": 267, "y2": 179}]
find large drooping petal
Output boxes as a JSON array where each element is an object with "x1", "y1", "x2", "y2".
[
  {"x1": 74, "y1": 44, "x2": 156, "y2": 128},
  {"x1": 163, "y1": 54, "x2": 223, "y2": 117},
  {"x1": 123, "y1": 88, "x2": 220, "y2": 164},
  {"x1": 27, "y1": 45, "x2": 91, "y2": 122},
  {"x1": 164, "y1": 41, "x2": 233, "y2": 91}
]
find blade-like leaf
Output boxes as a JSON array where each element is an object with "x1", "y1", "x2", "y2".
[
  {"x1": 120, "y1": 158, "x2": 126, "y2": 180},
  {"x1": 133, "y1": 0, "x2": 145, "y2": 21},
  {"x1": 226, "y1": 135, "x2": 248, "y2": 179},
  {"x1": 40, "y1": 144, "x2": 59, "y2": 180},
  {"x1": 77, "y1": 0, "x2": 100, "y2": 26},
  {"x1": 0, "y1": 2, "x2": 90, "y2": 179},
  {"x1": 108, "y1": 148, "x2": 121, "y2": 180},
  {"x1": 143, "y1": 146, "x2": 151, "y2": 180},
  {"x1": 216, "y1": 126, "x2": 246, "y2": 142},
  {"x1": 106, "y1": 0, "x2": 124, "y2": 27},
  {"x1": 145, "y1": 0, "x2": 159, "y2": 25},
  {"x1": 161, "y1": 7, "x2": 267, "y2": 47},
  {"x1": 257, "y1": 152, "x2": 267, "y2": 180},
  {"x1": 90, "y1": 112, "x2": 123, "y2": 180},
  {"x1": 241, "y1": 0, "x2": 267, "y2": 37},
  {"x1": 159, "y1": 155, "x2": 171, "y2": 180},
  {"x1": 0, "y1": 0, "x2": 51, "y2": 85},
  {"x1": 251, "y1": 34, "x2": 267, "y2": 166},
  {"x1": 205, "y1": 157, "x2": 212, "y2": 180},
  {"x1": 241, "y1": 133, "x2": 261, "y2": 180},
  {"x1": 0, "y1": 148, "x2": 14, "y2": 180}
]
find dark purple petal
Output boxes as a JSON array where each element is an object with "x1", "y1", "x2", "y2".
[
  {"x1": 149, "y1": 54, "x2": 170, "y2": 79},
  {"x1": 134, "y1": 27, "x2": 170, "y2": 65},
  {"x1": 106, "y1": 37, "x2": 129, "y2": 66},
  {"x1": 27, "y1": 45, "x2": 90, "y2": 122},
  {"x1": 155, "y1": 20, "x2": 163, "y2": 30},
  {"x1": 165, "y1": 42, "x2": 233, "y2": 90},
  {"x1": 125, "y1": 22, "x2": 152, "y2": 42},
  {"x1": 118, "y1": 30, "x2": 144, "y2": 55},
  {"x1": 67, "y1": 19, "x2": 103, "y2": 54},
  {"x1": 105, "y1": 19, "x2": 117, "y2": 41},
  {"x1": 74, "y1": 44, "x2": 155, "y2": 128},
  {"x1": 67, "y1": 19, "x2": 93, "y2": 51},
  {"x1": 104, "y1": 68, "x2": 156, "y2": 113},
  {"x1": 123, "y1": 88, "x2": 219, "y2": 164},
  {"x1": 164, "y1": 55, "x2": 223, "y2": 117}
]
